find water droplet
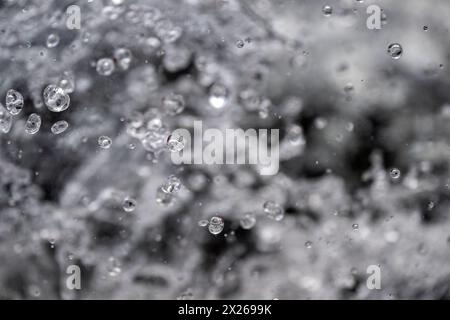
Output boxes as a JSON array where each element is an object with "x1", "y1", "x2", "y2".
[
  {"x1": 25, "y1": 113, "x2": 41, "y2": 135},
  {"x1": 345, "y1": 122, "x2": 354, "y2": 132},
  {"x1": 240, "y1": 213, "x2": 256, "y2": 230},
  {"x1": 387, "y1": 43, "x2": 403, "y2": 59},
  {"x1": 154, "y1": 19, "x2": 182, "y2": 43},
  {"x1": 43, "y1": 85, "x2": 70, "y2": 112},
  {"x1": 208, "y1": 216, "x2": 225, "y2": 235},
  {"x1": 122, "y1": 197, "x2": 137, "y2": 212},
  {"x1": 208, "y1": 83, "x2": 229, "y2": 109},
  {"x1": 314, "y1": 117, "x2": 328, "y2": 129},
  {"x1": 141, "y1": 126, "x2": 169, "y2": 153},
  {"x1": 98, "y1": 136, "x2": 112, "y2": 149},
  {"x1": 352, "y1": 223, "x2": 359, "y2": 230},
  {"x1": 107, "y1": 257, "x2": 122, "y2": 277},
  {"x1": 0, "y1": 103, "x2": 12, "y2": 133},
  {"x1": 58, "y1": 71, "x2": 76, "y2": 93},
  {"x1": 51, "y1": 120, "x2": 69, "y2": 135},
  {"x1": 166, "y1": 133, "x2": 185, "y2": 152},
  {"x1": 162, "y1": 93, "x2": 185, "y2": 115},
  {"x1": 305, "y1": 241, "x2": 313, "y2": 249},
  {"x1": 344, "y1": 82, "x2": 354, "y2": 93},
  {"x1": 161, "y1": 175, "x2": 182, "y2": 193},
  {"x1": 163, "y1": 46, "x2": 191, "y2": 73},
  {"x1": 263, "y1": 201, "x2": 285, "y2": 221},
  {"x1": 239, "y1": 88, "x2": 261, "y2": 111},
  {"x1": 236, "y1": 39, "x2": 244, "y2": 48},
  {"x1": 114, "y1": 47, "x2": 132, "y2": 70},
  {"x1": 322, "y1": 5, "x2": 333, "y2": 16},
  {"x1": 28, "y1": 285, "x2": 41, "y2": 297},
  {"x1": 96, "y1": 58, "x2": 115, "y2": 76},
  {"x1": 46, "y1": 33, "x2": 60, "y2": 48},
  {"x1": 102, "y1": 5, "x2": 124, "y2": 20},
  {"x1": 5, "y1": 89, "x2": 24, "y2": 115},
  {"x1": 156, "y1": 186, "x2": 175, "y2": 206},
  {"x1": 389, "y1": 168, "x2": 401, "y2": 179},
  {"x1": 286, "y1": 124, "x2": 305, "y2": 146},
  {"x1": 198, "y1": 219, "x2": 209, "y2": 227}
]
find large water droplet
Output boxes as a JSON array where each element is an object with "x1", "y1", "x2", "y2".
[
  {"x1": 51, "y1": 120, "x2": 69, "y2": 135},
  {"x1": 166, "y1": 133, "x2": 185, "y2": 152},
  {"x1": 208, "y1": 216, "x2": 225, "y2": 235},
  {"x1": 96, "y1": 58, "x2": 115, "y2": 76},
  {"x1": 25, "y1": 113, "x2": 41, "y2": 135},
  {"x1": 5, "y1": 89, "x2": 24, "y2": 115},
  {"x1": 43, "y1": 85, "x2": 70, "y2": 112},
  {"x1": 263, "y1": 201, "x2": 285, "y2": 221}
]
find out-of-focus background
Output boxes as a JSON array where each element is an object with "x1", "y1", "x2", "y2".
[{"x1": 1, "y1": 0, "x2": 450, "y2": 299}]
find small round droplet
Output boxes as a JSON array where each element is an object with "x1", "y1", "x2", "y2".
[
  {"x1": 263, "y1": 201, "x2": 285, "y2": 221},
  {"x1": 43, "y1": 85, "x2": 70, "y2": 112},
  {"x1": 305, "y1": 241, "x2": 313, "y2": 249},
  {"x1": 161, "y1": 175, "x2": 182, "y2": 193},
  {"x1": 387, "y1": 43, "x2": 403, "y2": 59},
  {"x1": 389, "y1": 168, "x2": 401, "y2": 179},
  {"x1": 46, "y1": 33, "x2": 60, "y2": 48},
  {"x1": 98, "y1": 136, "x2": 112, "y2": 149},
  {"x1": 5, "y1": 89, "x2": 24, "y2": 115},
  {"x1": 208, "y1": 83, "x2": 229, "y2": 109},
  {"x1": 122, "y1": 197, "x2": 137, "y2": 212},
  {"x1": 58, "y1": 71, "x2": 76, "y2": 93},
  {"x1": 166, "y1": 133, "x2": 185, "y2": 152},
  {"x1": 235, "y1": 39, "x2": 244, "y2": 48},
  {"x1": 322, "y1": 5, "x2": 333, "y2": 16},
  {"x1": 51, "y1": 120, "x2": 69, "y2": 135},
  {"x1": 114, "y1": 47, "x2": 132, "y2": 70},
  {"x1": 162, "y1": 93, "x2": 185, "y2": 115},
  {"x1": 287, "y1": 124, "x2": 305, "y2": 146},
  {"x1": 240, "y1": 213, "x2": 256, "y2": 230},
  {"x1": 352, "y1": 223, "x2": 359, "y2": 230},
  {"x1": 198, "y1": 220, "x2": 209, "y2": 227},
  {"x1": 208, "y1": 216, "x2": 225, "y2": 235},
  {"x1": 25, "y1": 113, "x2": 41, "y2": 135},
  {"x1": 96, "y1": 58, "x2": 115, "y2": 76}
]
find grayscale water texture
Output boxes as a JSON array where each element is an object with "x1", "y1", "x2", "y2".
[{"x1": 1, "y1": 0, "x2": 450, "y2": 299}]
